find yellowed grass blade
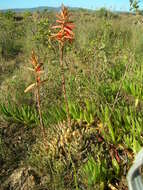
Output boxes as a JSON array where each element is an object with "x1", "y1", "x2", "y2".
[{"x1": 24, "y1": 83, "x2": 36, "y2": 93}]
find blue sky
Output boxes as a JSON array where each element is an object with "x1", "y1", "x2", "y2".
[{"x1": 0, "y1": 0, "x2": 131, "y2": 11}]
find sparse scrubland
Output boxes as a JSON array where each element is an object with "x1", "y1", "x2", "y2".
[{"x1": 0, "y1": 6, "x2": 143, "y2": 190}]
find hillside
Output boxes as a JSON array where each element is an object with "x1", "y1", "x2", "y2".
[
  {"x1": 0, "y1": 6, "x2": 61, "y2": 12},
  {"x1": 0, "y1": 7, "x2": 143, "y2": 190}
]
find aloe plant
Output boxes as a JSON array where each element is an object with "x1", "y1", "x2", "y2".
[
  {"x1": 0, "y1": 102, "x2": 38, "y2": 126},
  {"x1": 81, "y1": 156, "x2": 108, "y2": 188}
]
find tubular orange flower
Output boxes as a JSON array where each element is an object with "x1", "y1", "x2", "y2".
[{"x1": 51, "y1": 5, "x2": 75, "y2": 46}]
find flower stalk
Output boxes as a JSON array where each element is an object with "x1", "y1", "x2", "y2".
[
  {"x1": 59, "y1": 44, "x2": 71, "y2": 128},
  {"x1": 51, "y1": 5, "x2": 75, "y2": 128},
  {"x1": 24, "y1": 50, "x2": 47, "y2": 142}
]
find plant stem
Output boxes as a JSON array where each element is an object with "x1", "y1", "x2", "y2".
[
  {"x1": 59, "y1": 44, "x2": 71, "y2": 128},
  {"x1": 36, "y1": 82, "x2": 46, "y2": 142}
]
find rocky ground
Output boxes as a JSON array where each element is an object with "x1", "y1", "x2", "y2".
[{"x1": 0, "y1": 122, "x2": 48, "y2": 190}]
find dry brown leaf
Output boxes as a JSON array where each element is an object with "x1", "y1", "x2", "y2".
[{"x1": 24, "y1": 83, "x2": 36, "y2": 93}]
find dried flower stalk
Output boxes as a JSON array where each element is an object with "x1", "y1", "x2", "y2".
[{"x1": 24, "y1": 50, "x2": 47, "y2": 142}]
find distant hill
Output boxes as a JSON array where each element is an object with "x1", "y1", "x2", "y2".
[
  {"x1": 0, "y1": 6, "x2": 83, "y2": 13},
  {"x1": 0, "y1": 6, "x2": 62, "y2": 13},
  {"x1": 0, "y1": 6, "x2": 130, "y2": 14}
]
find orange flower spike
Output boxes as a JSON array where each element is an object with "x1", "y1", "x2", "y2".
[{"x1": 51, "y1": 5, "x2": 75, "y2": 45}]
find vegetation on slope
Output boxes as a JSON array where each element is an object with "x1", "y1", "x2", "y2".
[{"x1": 0, "y1": 6, "x2": 143, "y2": 190}]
